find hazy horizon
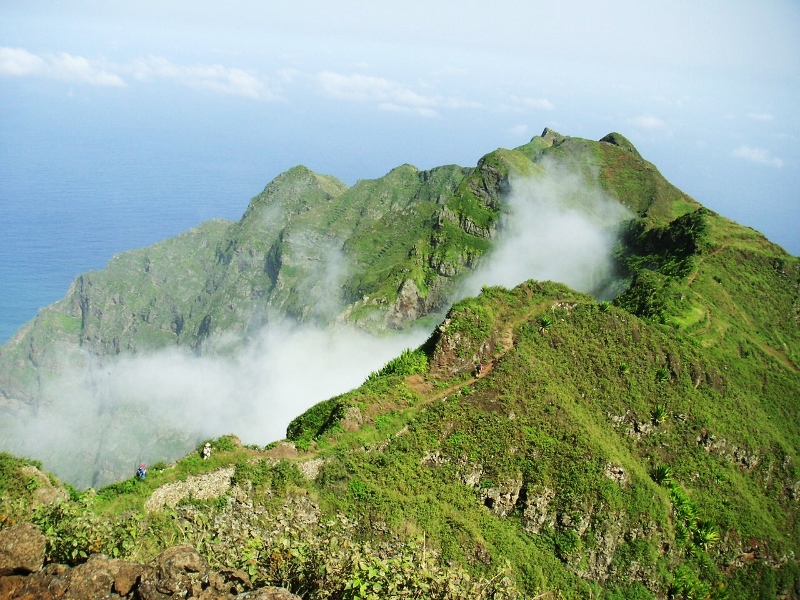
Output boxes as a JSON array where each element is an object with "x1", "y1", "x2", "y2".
[{"x1": 2, "y1": 1, "x2": 798, "y2": 342}]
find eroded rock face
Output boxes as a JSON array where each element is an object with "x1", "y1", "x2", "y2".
[
  {"x1": 481, "y1": 477, "x2": 523, "y2": 517},
  {"x1": 522, "y1": 486, "x2": 556, "y2": 535},
  {"x1": 145, "y1": 466, "x2": 236, "y2": 512},
  {"x1": 0, "y1": 523, "x2": 46, "y2": 576},
  {"x1": 0, "y1": 534, "x2": 302, "y2": 600}
]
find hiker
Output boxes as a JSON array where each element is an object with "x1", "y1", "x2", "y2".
[
  {"x1": 137, "y1": 464, "x2": 147, "y2": 479},
  {"x1": 202, "y1": 443, "x2": 211, "y2": 460},
  {"x1": 476, "y1": 363, "x2": 483, "y2": 376}
]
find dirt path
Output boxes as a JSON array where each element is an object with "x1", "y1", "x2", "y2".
[
  {"x1": 687, "y1": 244, "x2": 728, "y2": 286},
  {"x1": 406, "y1": 299, "x2": 571, "y2": 404}
]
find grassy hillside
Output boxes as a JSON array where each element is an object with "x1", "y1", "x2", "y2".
[
  {"x1": 3, "y1": 235, "x2": 797, "y2": 596},
  {"x1": 1, "y1": 129, "x2": 798, "y2": 597}
]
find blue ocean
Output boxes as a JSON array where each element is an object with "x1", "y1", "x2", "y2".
[
  {"x1": 0, "y1": 130, "x2": 274, "y2": 345},
  {"x1": 0, "y1": 86, "x2": 441, "y2": 345}
]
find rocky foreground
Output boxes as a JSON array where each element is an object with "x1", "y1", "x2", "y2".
[{"x1": 0, "y1": 522, "x2": 300, "y2": 600}]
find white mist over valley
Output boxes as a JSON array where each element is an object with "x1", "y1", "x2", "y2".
[{"x1": 0, "y1": 163, "x2": 635, "y2": 488}]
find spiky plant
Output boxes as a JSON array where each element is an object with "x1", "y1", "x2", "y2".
[
  {"x1": 693, "y1": 519, "x2": 720, "y2": 551},
  {"x1": 652, "y1": 404, "x2": 667, "y2": 425},
  {"x1": 651, "y1": 464, "x2": 672, "y2": 485}
]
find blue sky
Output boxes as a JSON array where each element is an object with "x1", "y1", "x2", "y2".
[{"x1": 2, "y1": 0, "x2": 799, "y2": 256}]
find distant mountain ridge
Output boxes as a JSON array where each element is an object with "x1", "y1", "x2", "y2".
[
  {"x1": 0, "y1": 129, "x2": 698, "y2": 410},
  {"x1": 1, "y1": 128, "x2": 799, "y2": 598}
]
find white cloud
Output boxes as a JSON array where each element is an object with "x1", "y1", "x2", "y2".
[
  {"x1": 315, "y1": 71, "x2": 479, "y2": 117},
  {"x1": 0, "y1": 46, "x2": 279, "y2": 98},
  {"x1": 511, "y1": 95, "x2": 555, "y2": 111},
  {"x1": 629, "y1": 115, "x2": 667, "y2": 131},
  {"x1": 4, "y1": 321, "x2": 429, "y2": 488},
  {"x1": 747, "y1": 112, "x2": 774, "y2": 122},
  {"x1": 0, "y1": 46, "x2": 125, "y2": 87},
  {"x1": 129, "y1": 56, "x2": 274, "y2": 99},
  {"x1": 0, "y1": 47, "x2": 46, "y2": 76},
  {"x1": 732, "y1": 145, "x2": 783, "y2": 168},
  {"x1": 460, "y1": 158, "x2": 632, "y2": 301}
]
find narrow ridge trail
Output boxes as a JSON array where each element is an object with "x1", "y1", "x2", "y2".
[{"x1": 406, "y1": 298, "x2": 583, "y2": 404}]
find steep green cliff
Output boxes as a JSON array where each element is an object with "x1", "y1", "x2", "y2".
[
  {"x1": 0, "y1": 129, "x2": 697, "y2": 410},
  {"x1": 1, "y1": 129, "x2": 798, "y2": 597}
]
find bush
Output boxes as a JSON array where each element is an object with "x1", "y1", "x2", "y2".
[
  {"x1": 31, "y1": 498, "x2": 138, "y2": 564},
  {"x1": 226, "y1": 506, "x2": 523, "y2": 599},
  {"x1": 287, "y1": 397, "x2": 348, "y2": 444},
  {"x1": 366, "y1": 348, "x2": 428, "y2": 381}
]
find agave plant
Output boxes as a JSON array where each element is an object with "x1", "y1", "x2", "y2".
[
  {"x1": 673, "y1": 495, "x2": 699, "y2": 523},
  {"x1": 652, "y1": 404, "x2": 667, "y2": 425},
  {"x1": 655, "y1": 366, "x2": 670, "y2": 383},
  {"x1": 693, "y1": 519, "x2": 720, "y2": 550},
  {"x1": 650, "y1": 464, "x2": 672, "y2": 485}
]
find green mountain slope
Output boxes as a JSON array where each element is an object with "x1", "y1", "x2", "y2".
[
  {"x1": 0, "y1": 129, "x2": 699, "y2": 411},
  {"x1": 1, "y1": 130, "x2": 797, "y2": 598},
  {"x1": 3, "y1": 268, "x2": 797, "y2": 596}
]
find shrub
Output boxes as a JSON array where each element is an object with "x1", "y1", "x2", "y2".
[
  {"x1": 287, "y1": 397, "x2": 348, "y2": 444},
  {"x1": 650, "y1": 465, "x2": 672, "y2": 485},
  {"x1": 366, "y1": 348, "x2": 428, "y2": 381},
  {"x1": 213, "y1": 436, "x2": 237, "y2": 452},
  {"x1": 693, "y1": 520, "x2": 720, "y2": 551},
  {"x1": 31, "y1": 498, "x2": 138, "y2": 564}
]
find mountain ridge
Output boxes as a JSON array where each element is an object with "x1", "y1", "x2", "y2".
[{"x1": 1, "y1": 127, "x2": 799, "y2": 597}]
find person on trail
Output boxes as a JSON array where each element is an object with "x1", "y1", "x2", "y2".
[
  {"x1": 476, "y1": 363, "x2": 483, "y2": 376},
  {"x1": 202, "y1": 443, "x2": 211, "y2": 460},
  {"x1": 137, "y1": 464, "x2": 147, "y2": 479}
]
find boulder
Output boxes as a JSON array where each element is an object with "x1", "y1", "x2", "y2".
[
  {"x1": 63, "y1": 554, "x2": 117, "y2": 599},
  {"x1": 0, "y1": 522, "x2": 46, "y2": 576},
  {"x1": 138, "y1": 544, "x2": 209, "y2": 600},
  {"x1": 0, "y1": 540, "x2": 302, "y2": 599}
]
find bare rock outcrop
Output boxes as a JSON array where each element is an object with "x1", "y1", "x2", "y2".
[
  {"x1": 481, "y1": 477, "x2": 523, "y2": 517},
  {"x1": 0, "y1": 523, "x2": 46, "y2": 576},
  {"x1": 145, "y1": 466, "x2": 236, "y2": 512},
  {"x1": 0, "y1": 534, "x2": 301, "y2": 600}
]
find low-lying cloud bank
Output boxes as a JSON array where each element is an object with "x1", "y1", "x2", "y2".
[
  {"x1": 3, "y1": 323, "x2": 428, "y2": 488},
  {"x1": 460, "y1": 158, "x2": 632, "y2": 300},
  {"x1": 1, "y1": 158, "x2": 633, "y2": 488}
]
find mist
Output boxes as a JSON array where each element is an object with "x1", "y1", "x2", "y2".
[
  {"x1": 3, "y1": 323, "x2": 429, "y2": 488},
  {"x1": 1, "y1": 159, "x2": 634, "y2": 489},
  {"x1": 460, "y1": 159, "x2": 633, "y2": 300}
]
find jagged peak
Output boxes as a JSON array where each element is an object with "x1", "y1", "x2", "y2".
[
  {"x1": 599, "y1": 132, "x2": 642, "y2": 159},
  {"x1": 540, "y1": 127, "x2": 565, "y2": 145}
]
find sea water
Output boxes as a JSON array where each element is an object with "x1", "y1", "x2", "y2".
[{"x1": 0, "y1": 131, "x2": 272, "y2": 345}]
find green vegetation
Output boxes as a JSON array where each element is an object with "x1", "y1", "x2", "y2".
[
  {"x1": 366, "y1": 348, "x2": 429, "y2": 381},
  {"x1": 1, "y1": 130, "x2": 798, "y2": 597}
]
